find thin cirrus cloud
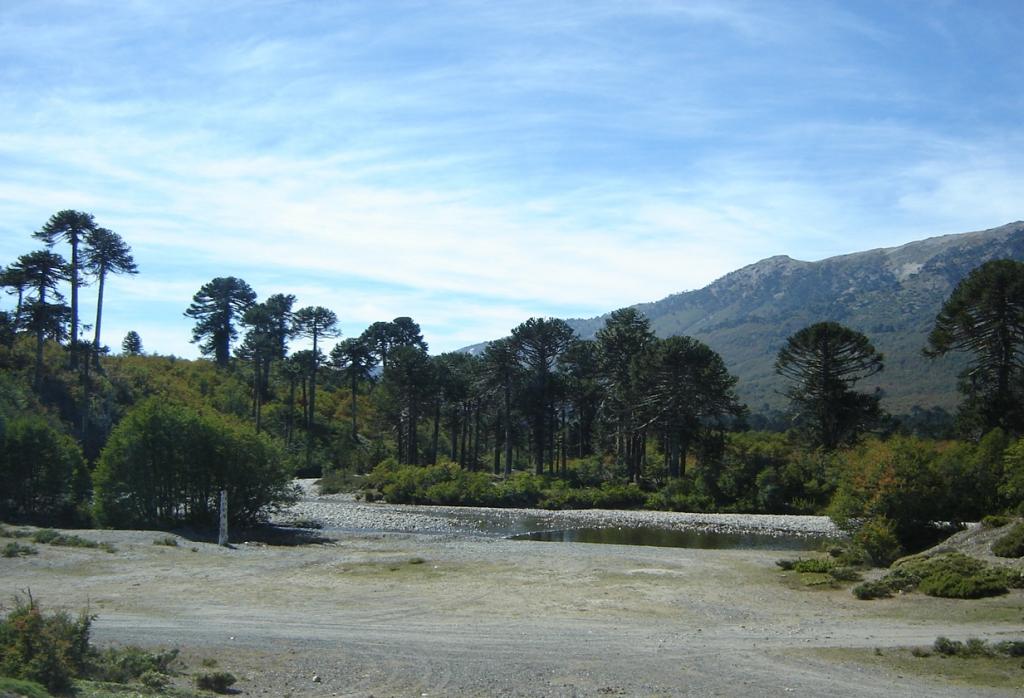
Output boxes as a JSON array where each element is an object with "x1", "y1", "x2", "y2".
[{"x1": 1, "y1": 0, "x2": 1022, "y2": 357}]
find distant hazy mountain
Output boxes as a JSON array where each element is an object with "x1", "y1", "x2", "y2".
[{"x1": 468, "y1": 222, "x2": 1024, "y2": 415}]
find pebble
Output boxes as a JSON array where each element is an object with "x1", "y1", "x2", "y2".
[{"x1": 274, "y1": 480, "x2": 842, "y2": 539}]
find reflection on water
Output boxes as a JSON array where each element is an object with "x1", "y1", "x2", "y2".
[{"x1": 512, "y1": 526, "x2": 830, "y2": 551}]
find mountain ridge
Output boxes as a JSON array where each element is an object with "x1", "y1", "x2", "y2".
[{"x1": 467, "y1": 221, "x2": 1024, "y2": 415}]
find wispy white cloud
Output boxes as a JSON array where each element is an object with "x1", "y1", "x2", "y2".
[{"x1": 1, "y1": 0, "x2": 1021, "y2": 356}]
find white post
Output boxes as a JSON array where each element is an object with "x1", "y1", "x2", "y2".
[{"x1": 218, "y1": 490, "x2": 228, "y2": 546}]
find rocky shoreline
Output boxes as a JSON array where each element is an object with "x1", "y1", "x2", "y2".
[{"x1": 274, "y1": 479, "x2": 843, "y2": 540}]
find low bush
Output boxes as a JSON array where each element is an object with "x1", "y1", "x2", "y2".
[
  {"x1": 31, "y1": 529, "x2": 115, "y2": 553},
  {"x1": 317, "y1": 468, "x2": 362, "y2": 494},
  {"x1": 931, "y1": 636, "x2": 1018, "y2": 658},
  {"x1": 853, "y1": 517, "x2": 903, "y2": 567},
  {"x1": 856, "y1": 553, "x2": 1010, "y2": 600},
  {"x1": 196, "y1": 670, "x2": 237, "y2": 693},
  {"x1": 991, "y1": 522, "x2": 1024, "y2": 558},
  {"x1": 2, "y1": 542, "x2": 36, "y2": 557},
  {"x1": 0, "y1": 595, "x2": 179, "y2": 694},
  {"x1": 0, "y1": 677, "x2": 50, "y2": 698},
  {"x1": 852, "y1": 580, "x2": 891, "y2": 600},
  {"x1": 981, "y1": 514, "x2": 1012, "y2": 529},
  {"x1": 791, "y1": 558, "x2": 835, "y2": 574},
  {"x1": 153, "y1": 535, "x2": 179, "y2": 547},
  {"x1": 89, "y1": 646, "x2": 179, "y2": 684},
  {"x1": 0, "y1": 595, "x2": 92, "y2": 694}
]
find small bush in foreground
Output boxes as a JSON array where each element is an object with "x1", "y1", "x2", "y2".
[
  {"x1": 2, "y1": 542, "x2": 37, "y2": 557},
  {"x1": 196, "y1": 670, "x2": 237, "y2": 693},
  {"x1": 0, "y1": 595, "x2": 92, "y2": 693},
  {"x1": 991, "y1": 522, "x2": 1024, "y2": 558},
  {"x1": 0, "y1": 595, "x2": 179, "y2": 694}
]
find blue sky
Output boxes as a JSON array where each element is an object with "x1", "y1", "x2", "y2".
[{"x1": 1, "y1": 1, "x2": 1022, "y2": 357}]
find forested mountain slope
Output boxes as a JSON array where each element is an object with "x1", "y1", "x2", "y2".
[{"x1": 493, "y1": 222, "x2": 1024, "y2": 414}]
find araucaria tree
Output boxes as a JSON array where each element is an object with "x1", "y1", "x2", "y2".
[
  {"x1": 925, "y1": 259, "x2": 1024, "y2": 435},
  {"x1": 34, "y1": 210, "x2": 97, "y2": 368},
  {"x1": 82, "y1": 227, "x2": 137, "y2": 364},
  {"x1": 13, "y1": 250, "x2": 71, "y2": 387},
  {"x1": 292, "y1": 306, "x2": 340, "y2": 467},
  {"x1": 511, "y1": 317, "x2": 576, "y2": 474},
  {"x1": 776, "y1": 321, "x2": 884, "y2": 450},
  {"x1": 645, "y1": 336, "x2": 744, "y2": 478},
  {"x1": 184, "y1": 277, "x2": 257, "y2": 367}
]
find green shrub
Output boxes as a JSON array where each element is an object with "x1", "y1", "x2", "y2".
[
  {"x1": 897, "y1": 553, "x2": 1008, "y2": 599},
  {"x1": 853, "y1": 517, "x2": 903, "y2": 567},
  {"x1": 0, "y1": 595, "x2": 92, "y2": 694},
  {"x1": 995, "y1": 640, "x2": 1024, "y2": 657},
  {"x1": 196, "y1": 670, "x2": 237, "y2": 693},
  {"x1": 853, "y1": 553, "x2": 1010, "y2": 600},
  {"x1": 775, "y1": 559, "x2": 796, "y2": 571},
  {"x1": 90, "y1": 645, "x2": 179, "y2": 683},
  {"x1": 93, "y1": 398, "x2": 294, "y2": 529},
  {"x1": 853, "y1": 580, "x2": 892, "y2": 600},
  {"x1": 2, "y1": 542, "x2": 36, "y2": 557},
  {"x1": 792, "y1": 558, "x2": 836, "y2": 574},
  {"x1": 140, "y1": 668, "x2": 170, "y2": 689},
  {"x1": 0, "y1": 677, "x2": 51, "y2": 698},
  {"x1": 0, "y1": 414, "x2": 87, "y2": 522},
  {"x1": 31, "y1": 529, "x2": 115, "y2": 552},
  {"x1": 981, "y1": 514, "x2": 1012, "y2": 528},
  {"x1": 829, "y1": 566, "x2": 862, "y2": 582},
  {"x1": 991, "y1": 522, "x2": 1024, "y2": 558},
  {"x1": 318, "y1": 468, "x2": 362, "y2": 494},
  {"x1": 933, "y1": 636, "x2": 963, "y2": 656}
]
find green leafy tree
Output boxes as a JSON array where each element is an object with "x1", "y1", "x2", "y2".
[
  {"x1": 184, "y1": 277, "x2": 257, "y2": 367},
  {"x1": 381, "y1": 344, "x2": 434, "y2": 464},
  {"x1": 82, "y1": 227, "x2": 137, "y2": 364},
  {"x1": 292, "y1": 306, "x2": 340, "y2": 468},
  {"x1": 330, "y1": 336, "x2": 377, "y2": 441},
  {"x1": 512, "y1": 317, "x2": 576, "y2": 474},
  {"x1": 0, "y1": 262, "x2": 29, "y2": 328},
  {"x1": 238, "y1": 294, "x2": 296, "y2": 432},
  {"x1": 481, "y1": 338, "x2": 523, "y2": 476},
  {"x1": 596, "y1": 308, "x2": 656, "y2": 481},
  {"x1": 644, "y1": 336, "x2": 744, "y2": 479},
  {"x1": 13, "y1": 250, "x2": 71, "y2": 387},
  {"x1": 0, "y1": 414, "x2": 86, "y2": 521},
  {"x1": 34, "y1": 210, "x2": 97, "y2": 368},
  {"x1": 93, "y1": 399, "x2": 293, "y2": 528},
  {"x1": 776, "y1": 321, "x2": 884, "y2": 451},
  {"x1": 360, "y1": 317, "x2": 427, "y2": 370},
  {"x1": 121, "y1": 330, "x2": 143, "y2": 355},
  {"x1": 925, "y1": 259, "x2": 1024, "y2": 435}
]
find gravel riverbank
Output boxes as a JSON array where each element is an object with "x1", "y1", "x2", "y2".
[{"x1": 274, "y1": 479, "x2": 843, "y2": 540}]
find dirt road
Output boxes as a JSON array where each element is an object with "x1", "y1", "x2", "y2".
[{"x1": 3, "y1": 519, "x2": 1023, "y2": 697}]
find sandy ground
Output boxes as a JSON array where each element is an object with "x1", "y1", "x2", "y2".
[{"x1": 2, "y1": 490, "x2": 1023, "y2": 697}]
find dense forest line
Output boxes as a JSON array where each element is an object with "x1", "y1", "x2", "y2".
[{"x1": 2, "y1": 210, "x2": 1024, "y2": 564}]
